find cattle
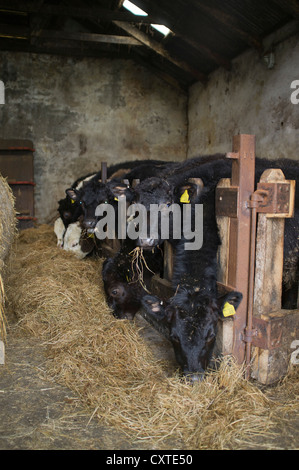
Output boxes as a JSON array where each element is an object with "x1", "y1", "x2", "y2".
[
  {"x1": 55, "y1": 160, "x2": 160, "y2": 251},
  {"x1": 54, "y1": 172, "x2": 99, "y2": 248},
  {"x1": 66, "y1": 160, "x2": 175, "y2": 233},
  {"x1": 62, "y1": 220, "x2": 96, "y2": 259},
  {"x1": 136, "y1": 157, "x2": 299, "y2": 380},
  {"x1": 102, "y1": 239, "x2": 163, "y2": 320},
  {"x1": 141, "y1": 187, "x2": 243, "y2": 381}
]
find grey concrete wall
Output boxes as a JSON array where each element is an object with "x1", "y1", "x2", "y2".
[
  {"x1": 188, "y1": 33, "x2": 299, "y2": 161},
  {"x1": 0, "y1": 52, "x2": 187, "y2": 223}
]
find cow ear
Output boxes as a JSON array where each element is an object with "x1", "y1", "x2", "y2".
[
  {"x1": 218, "y1": 291, "x2": 243, "y2": 318},
  {"x1": 175, "y1": 179, "x2": 203, "y2": 204},
  {"x1": 66, "y1": 188, "x2": 80, "y2": 201},
  {"x1": 109, "y1": 183, "x2": 134, "y2": 202}
]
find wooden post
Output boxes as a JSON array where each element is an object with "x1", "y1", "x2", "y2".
[
  {"x1": 251, "y1": 169, "x2": 299, "y2": 384},
  {"x1": 215, "y1": 178, "x2": 235, "y2": 356}
]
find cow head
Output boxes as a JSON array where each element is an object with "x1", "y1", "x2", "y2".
[
  {"x1": 131, "y1": 178, "x2": 203, "y2": 249},
  {"x1": 58, "y1": 195, "x2": 83, "y2": 227},
  {"x1": 66, "y1": 181, "x2": 133, "y2": 232},
  {"x1": 142, "y1": 289, "x2": 242, "y2": 382}
]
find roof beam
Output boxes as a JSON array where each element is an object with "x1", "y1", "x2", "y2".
[
  {"x1": 126, "y1": 2, "x2": 231, "y2": 70},
  {"x1": 0, "y1": 1, "x2": 155, "y2": 24},
  {"x1": 113, "y1": 21, "x2": 207, "y2": 83},
  {"x1": 0, "y1": 24, "x2": 143, "y2": 46},
  {"x1": 0, "y1": 23, "x2": 28, "y2": 39},
  {"x1": 32, "y1": 29, "x2": 143, "y2": 46}
]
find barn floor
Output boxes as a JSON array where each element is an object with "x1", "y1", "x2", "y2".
[
  {"x1": 0, "y1": 315, "x2": 179, "y2": 451},
  {"x1": 1, "y1": 316, "x2": 299, "y2": 450},
  {"x1": 0, "y1": 224, "x2": 298, "y2": 450}
]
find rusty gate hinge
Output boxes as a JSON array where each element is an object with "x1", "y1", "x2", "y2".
[
  {"x1": 247, "y1": 181, "x2": 294, "y2": 216},
  {"x1": 256, "y1": 182, "x2": 291, "y2": 214},
  {"x1": 242, "y1": 327, "x2": 257, "y2": 344}
]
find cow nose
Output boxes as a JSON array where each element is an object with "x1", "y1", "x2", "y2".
[
  {"x1": 83, "y1": 218, "x2": 96, "y2": 229},
  {"x1": 138, "y1": 238, "x2": 156, "y2": 249},
  {"x1": 184, "y1": 371, "x2": 205, "y2": 384}
]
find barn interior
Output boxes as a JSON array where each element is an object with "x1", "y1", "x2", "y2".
[{"x1": 0, "y1": 0, "x2": 298, "y2": 451}]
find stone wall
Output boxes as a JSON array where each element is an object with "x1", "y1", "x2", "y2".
[
  {"x1": 188, "y1": 32, "x2": 299, "y2": 161},
  {"x1": 0, "y1": 52, "x2": 187, "y2": 223}
]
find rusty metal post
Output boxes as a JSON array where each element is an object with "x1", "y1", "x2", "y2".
[
  {"x1": 101, "y1": 162, "x2": 107, "y2": 183},
  {"x1": 226, "y1": 134, "x2": 256, "y2": 365}
]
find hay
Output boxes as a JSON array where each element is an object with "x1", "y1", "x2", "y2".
[
  {"x1": 0, "y1": 174, "x2": 16, "y2": 342},
  {"x1": 4, "y1": 225, "x2": 299, "y2": 449}
]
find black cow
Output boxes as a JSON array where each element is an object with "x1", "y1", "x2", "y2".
[
  {"x1": 138, "y1": 157, "x2": 299, "y2": 380},
  {"x1": 102, "y1": 239, "x2": 163, "y2": 319},
  {"x1": 66, "y1": 160, "x2": 175, "y2": 233},
  {"x1": 141, "y1": 187, "x2": 242, "y2": 381}
]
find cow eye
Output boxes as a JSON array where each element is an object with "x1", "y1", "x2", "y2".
[
  {"x1": 111, "y1": 289, "x2": 119, "y2": 296},
  {"x1": 170, "y1": 333, "x2": 180, "y2": 343},
  {"x1": 206, "y1": 334, "x2": 215, "y2": 344}
]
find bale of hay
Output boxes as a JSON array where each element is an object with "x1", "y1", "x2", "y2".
[
  {"x1": 4, "y1": 224, "x2": 299, "y2": 449},
  {"x1": 0, "y1": 174, "x2": 16, "y2": 263},
  {"x1": 0, "y1": 174, "x2": 16, "y2": 344}
]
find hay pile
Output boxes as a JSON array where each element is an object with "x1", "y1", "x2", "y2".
[
  {"x1": 4, "y1": 225, "x2": 299, "y2": 449},
  {"x1": 0, "y1": 174, "x2": 16, "y2": 343}
]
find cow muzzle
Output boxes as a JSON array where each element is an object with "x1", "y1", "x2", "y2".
[
  {"x1": 137, "y1": 237, "x2": 158, "y2": 250},
  {"x1": 82, "y1": 218, "x2": 97, "y2": 230}
]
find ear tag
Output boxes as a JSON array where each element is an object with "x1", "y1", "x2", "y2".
[
  {"x1": 71, "y1": 199, "x2": 75, "y2": 204},
  {"x1": 222, "y1": 302, "x2": 236, "y2": 317},
  {"x1": 114, "y1": 197, "x2": 119, "y2": 201},
  {"x1": 88, "y1": 233, "x2": 94, "y2": 239},
  {"x1": 180, "y1": 189, "x2": 190, "y2": 203}
]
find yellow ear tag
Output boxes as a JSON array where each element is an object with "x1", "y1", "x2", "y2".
[
  {"x1": 88, "y1": 233, "x2": 94, "y2": 238},
  {"x1": 180, "y1": 189, "x2": 190, "y2": 203},
  {"x1": 114, "y1": 197, "x2": 119, "y2": 201},
  {"x1": 222, "y1": 302, "x2": 236, "y2": 317},
  {"x1": 71, "y1": 199, "x2": 75, "y2": 204}
]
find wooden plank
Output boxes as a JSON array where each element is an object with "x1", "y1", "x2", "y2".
[
  {"x1": 0, "y1": 1, "x2": 157, "y2": 24},
  {"x1": 250, "y1": 168, "x2": 298, "y2": 384},
  {"x1": 215, "y1": 178, "x2": 234, "y2": 358},
  {"x1": 33, "y1": 30, "x2": 143, "y2": 46},
  {"x1": 0, "y1": 23, "x2": 28, "y2": 39},
  {"x1": 251, "y1": 310, "x2": 299, "y2": 384},
  {"x1": 253, "y1": 170, "x2": 286, "y2": 317},
  {"x1": 113, "y1": 21, "x2": 207, "y2": 83}
]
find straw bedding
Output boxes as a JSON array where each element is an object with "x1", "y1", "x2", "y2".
[
  {"x1": 0, "y1": 174, "x2": 16, "y2": 343},
  {"x1": 4, "y1": 224, "x2": 299, "y2": 449}
]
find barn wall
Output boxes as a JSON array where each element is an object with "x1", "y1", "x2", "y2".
[
  {"x1": 0, "y1": 51, "x2": 187, "y2": 223},
  {"x1": 188, "y1": 32, "x2": 299, "y2": 160}
]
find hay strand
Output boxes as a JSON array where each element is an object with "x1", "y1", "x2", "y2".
[{"x1": 128, "y1": 247, "x2": 154, "y2": 292}]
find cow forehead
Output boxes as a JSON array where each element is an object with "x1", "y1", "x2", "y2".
[{"x1": 171, "y1": 301, "x2": 217, "y2": 328}]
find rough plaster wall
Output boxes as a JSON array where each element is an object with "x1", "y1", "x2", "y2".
[
  {"x1": 0, "y1": 52, "x2": 187, "y2": 223},
  {"x1": 188, "y1": 33, "x2": 299, "y2": 160}
]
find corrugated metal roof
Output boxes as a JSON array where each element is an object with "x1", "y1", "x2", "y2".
[{"x1": 0, "y1": 0, "x2": 297, "y2": 90}]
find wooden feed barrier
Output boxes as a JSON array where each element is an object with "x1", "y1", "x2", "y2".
[{"x1": 149, "y1": 134, "x2": 298, "y2": 384}]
